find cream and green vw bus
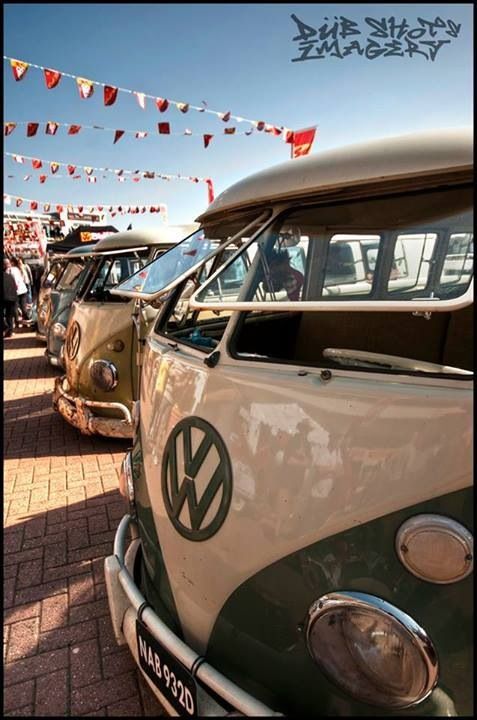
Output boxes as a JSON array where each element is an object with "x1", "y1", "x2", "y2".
[
  {"x1": 105, "y1": 128, "x2": 473, "y2": 716},
  {"x1": 53, "y1": 226, "x2": 197, "y2": 439}
]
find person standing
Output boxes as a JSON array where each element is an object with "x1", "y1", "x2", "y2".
[
  {"x1": 7, "y1": 256, "x2": 31, "y2": 324},
  {"x1": 3, "y1": 259, "x2": 19, "y2": 337}
]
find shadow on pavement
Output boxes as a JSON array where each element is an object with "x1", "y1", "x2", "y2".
[{"x1": 4, "y1": 491, "x2": 165, "y2": 716}]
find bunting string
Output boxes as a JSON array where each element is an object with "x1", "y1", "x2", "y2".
[
  {"x1": 4, "y1": 192, "x2": 168, "y2": 219},
  {"x1": 4, "y1": 119, "x2": 285, "y2": 147},
  {"x1": 5, "y1": 151, "x2": 212, "y2": 184},
  {"x1": 4, "y1": 55, "x2": 291, "y2": 136}
]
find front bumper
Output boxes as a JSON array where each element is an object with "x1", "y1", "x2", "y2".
[
  {"x1": 105, "y1": 515, "x2": 280, "y2": 717},
  {"x1": 53, "y1": 375, "x2": 134, "y2": 439}
]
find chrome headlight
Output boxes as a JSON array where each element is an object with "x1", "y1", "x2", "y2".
[
  {"x1": 306, "y1": 592, "x2": 438, "y2": 709},
  {"x1": 89, "y1": 360, "x2": 118, "y2": 391},
  {"x1": 52, "y1": 322, "x2": 67, "y2": 339}
]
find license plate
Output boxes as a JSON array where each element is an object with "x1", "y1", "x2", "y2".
[{"x1": 136, "y1": 618, "x2": 197, "y2": 716}]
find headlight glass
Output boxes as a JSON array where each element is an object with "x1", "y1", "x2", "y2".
[
  {"x1": 89, "y1": 360, "x2": 118, "y2": 391},
  {"x1": 306, "y1": 592, "x2": 438, "y2": 708},
  {"x1": 52, "y1": 322, "x2": 67, "y2": 339}
]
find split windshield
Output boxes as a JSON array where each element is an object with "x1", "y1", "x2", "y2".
[{"x1": 192, "y1": 186, "x2": 473, "y2": 308}]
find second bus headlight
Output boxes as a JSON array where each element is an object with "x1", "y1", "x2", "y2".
[{"x1": 90, "y1": 360, "x2": 119, "y2": 391}]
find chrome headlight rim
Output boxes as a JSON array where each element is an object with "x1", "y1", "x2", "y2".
[
  {"x1": 306, "y1": 591, "x2": 439, "y2": 709},
  {"x1": 89, "y1": 359, "x2": 119, "y2": 392},
  {"x1": 52, "y1": 322, "x2": 67, "y2": 339}
]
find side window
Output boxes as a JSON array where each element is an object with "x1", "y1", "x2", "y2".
[
  {"x1": 56, "y1": 261, "x2": 85, "y2": 291},
  {"x1": 84, "y1": 254, "x2": 146, "y2": 303},
  {"x1": 439, "y1": 233, "x2": 473, "y2": 286},
  {"x1": 387, "y1": 233, "x2": 437, "y2": 293}
]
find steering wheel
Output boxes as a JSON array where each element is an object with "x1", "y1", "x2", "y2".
[{"x1": 323, "y1": 348, "x2": 472, "y2": 375}]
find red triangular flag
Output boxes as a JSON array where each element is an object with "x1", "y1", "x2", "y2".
[
  {"x1": 50, "y1": 162, "x2": 60, "y2": 175},
  {"x1": 224, "y1": 127, "x2": 236, "y2": 135},
  {"x1": 292, "y1": 127, "x2": 317, "y2": 158},
  {"x1": 27, "y1": 123, "x2": 39, "y2": 137},
  {"x1": 44, "y1": 68, "x2": 62, "y2": 89},
  {"x1": 4, "y1": 122, "x2": 16, "y2": 136},
  {"x1": 113, "y1": 130, "x2": 125, "y2": 144},
  {"x1": 77, "y1": 77, "x2": 94, "y2": 99},
  {"x1": 39, "y1": 175, "x2": 47, "y2": 183},
  {"x1": 68, "y1": 125, "x2": 82, "y2": 135},
  {"x1": 97, "y1": 206, "x2": 103, "y2": 212},
  {"x1": 255, "y1": 121, "x2": 265, "y2": 131},
  {"x1": 11, "y1": 60, "x2": 29, "y2": 81},
  {"x1": 158, "y1": 123, "x2": 170, "y2": 134},
  {"x1": 285, "y1": 130, "x2": 295, "y2": 144},
  {"x1": 30, "y1": 201, "x2": 38, "y2": 210},
  {"x1": 32, "y1": 159, "x2": 42, "y2": 169},
  {"x1": 77, "y1": 206, "x2": 84, "y2": 213},
  {"x1": 219, "y1": 111, "x2": 231, "y2": 122},
  {"x1": 56, "y1": 204, "x2": 63, "y2": 213},
  {"x1": 104, "y1": 85, "x2": 118, "y2": 106},
  {"x1": 203, "y1": 134, "x2": 213, "y2": 149},
  {"x1": 156, "y1": 97, "x2": 169, "y2": 112},
  {"x1": 45, "y1": 121, "x2": 59, "y2": 135},
  {"x1": 272, "y1": 126, "x2": 282, "y2": 136},
  {"x1": 205, "y1": 179, "x2": 215, "y2": 204},
  {"x1": 67, "y1": 165, "x2": 76, "y2": 175}
]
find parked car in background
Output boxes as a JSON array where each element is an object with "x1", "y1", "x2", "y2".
[
  {"x1": 105, "y1": 128, "x2": 473, "y2": 717},
  {"x1": 36, "y1": 256, "x2": 69, "y2": 341},
  {"x1": 44, "y1": 244, "x2": 97, "y2": 367},
  {"x1": 53, "y1": 226, "x2": 197, "y2": 439}
]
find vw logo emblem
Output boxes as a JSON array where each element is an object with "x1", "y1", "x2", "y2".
[
  {"x1": 162, "y1": 417, "x2": 233, "y2": 541},
  {"x1": 66, "y1": 321, "x2": 81, "y2": 360}
]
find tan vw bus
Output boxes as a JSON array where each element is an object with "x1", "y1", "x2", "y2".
[
  {"x1": 53, "y1": 226, "x2": 197, "y2": 439},
  {"x1": 105, "y1": 128, "x2": 473, "y2": 716}
]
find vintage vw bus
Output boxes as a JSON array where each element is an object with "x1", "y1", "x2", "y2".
[
  {"x1": 53, "y1": 226, "x2": 197, "y2": 438},
  {"x1": 105, "y1": 128, "x2": 473, "y2": 716},
  {"x1": 36, "y1": 255, "x2": 70, "y2": 341},
  {"x1": 43, "y1": 245, "x2": 97, "y2": 367}
]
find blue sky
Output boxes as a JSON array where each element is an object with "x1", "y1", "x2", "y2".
[{"x1": 4, "y1": 3, "x2": 473, "y2": 231}]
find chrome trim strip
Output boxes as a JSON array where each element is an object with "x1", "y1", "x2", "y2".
[
  {"x1": 113, "y1": 515, "x2": 280, "y2": 717},
  {"x1": 58, "y1": 385, "x2": 132, "y2": 424},
  {"x1": 306, "y1": 591, "x2": 439, "y2": 708}
]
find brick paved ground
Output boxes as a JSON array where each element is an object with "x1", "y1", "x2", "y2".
[{"x1": 3, "y1": 329, "x2": 164, "y2": 716}]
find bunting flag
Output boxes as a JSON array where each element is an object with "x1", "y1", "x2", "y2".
[
  {"x1": 32, "y1": 159, "x2": 42, "y2": 169},
  {"x1": 3, "y1": 55, "x2": 288, "y2": 134},
  {"x1": 104, "y1": 85, "x2": 118, "y2": 106},
  {"x1": 44, "y1": 68, "x2": 62, "y2": 89},
  {"x1": 13, "y1": 154, "x2": 24, "y2": 163},
  {"x1": 10, "y1": 59, "x2": 29, "y2": 81},
  {"x1": 84, "y1": 167, "x2": 94, "y2": 175},
  {"x1": 23, "y1": 175, "x2": 31, "y2": 181},
  {"x1": 46, "y1": 121, "x2": 59, "y2": 135},
  {"x1": 39, "y1": 175, "x2": 47, "y2": 183},
  {"x1": 27, "y1": 122, "x2": 39, "y2": 137},
  {"x1": 76, "y1": 77, "x2": 94, "y2": 99},
  {"x1": 30, "y1": 201, "x2": 38, "y2": 210},
  {"x1": 205, "y1": 178, "x2": 215, "y2": 204},
  {"x1": 5, "y1": 193, "x2": 169, "y2": 219},
  {"x1": 156, "y1": 97, "x2": 169, "y2": 112},
  {"x1": 158, "y1": 122, "x2": 170, "y2": 135},
  {"x1": 5, "y1": 118, "x2": 283, "y2": 141},
  {"x1": 87, "y1": 176, "x2": 97, "y2": 183},
  {"x1": 50, "y1": 162, "x2": 60, "y2": 174},
  {"x1": 203, "y1": 134, "x2": 213, "y2": 149},
  {"x1": 135, "y1": 92, "x2": 146, "y2": 109},
  {"x1": 113, "y1": 129, "x2": 125, "y2": 144},
  {"x1": 67, "y1": 165, "x2": 76, "y2": 175},
  {"x1": 291, "y1": 126, "x2": 317, "y2": 158}
]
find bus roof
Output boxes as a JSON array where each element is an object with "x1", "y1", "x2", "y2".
[
  {"x1": 197, "y1": 127, "x2": 472, "y2": 223},
  {"x1": 92, "y1": 224, "x2": 199, "y2": 252}
]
